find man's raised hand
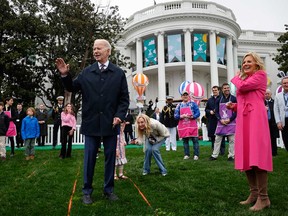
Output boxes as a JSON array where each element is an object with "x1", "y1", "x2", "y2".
[{"x1": 55, "y1": 58, "x2": 70, "y2": 75}]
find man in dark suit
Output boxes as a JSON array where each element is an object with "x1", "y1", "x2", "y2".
[
  {"x1": 51, "y1": 96, "x2": 64, "y2": 149},
  {"x1": 265, "y1": 89, "x2": 279, "y2": 156},
  {"x1": 124, "y1": 109, "x2": 134, "y2": 144},
  {"x1": 56, "y1": 39, "x2": 129, "y2": 204},
  {"x1": 205, "y1": 86, "x2": 225, "y2": 154},
  {"x1": 15, "y1": 103, "x2": 25, "y2": 148},
  {"x1": 36, "y1": 104, "x2": 48, "y2": 146}
]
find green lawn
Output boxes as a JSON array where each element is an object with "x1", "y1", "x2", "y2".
[{"x1": 1, "y1": 142, "x2": 288, "y2": 216}]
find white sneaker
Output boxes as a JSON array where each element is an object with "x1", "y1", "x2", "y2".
[
  {"x1": 183, "y1": 155, "x2": 190, "y2": 160},
  {"x1": 193, "y1": 155, "x2": 199, "y2": 160}
]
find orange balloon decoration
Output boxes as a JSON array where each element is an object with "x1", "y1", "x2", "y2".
[{"x1": 132, "y1": 73, "x2": 149, "y2": 99}]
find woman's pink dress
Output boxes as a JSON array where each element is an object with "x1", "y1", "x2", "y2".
[{"x1": 231, "y1": 70, "x2": 272, "y2": 171}]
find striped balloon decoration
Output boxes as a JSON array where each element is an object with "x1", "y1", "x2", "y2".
[
  {"x1": 185, "y1": 81, "x2": 205, "y2": 101},
  {"x1": 132, "y1": 73, "x2": 149, "y2": 98},
  {"x1": 178, "y1": 81, "x2": 191, "y2": 95}
]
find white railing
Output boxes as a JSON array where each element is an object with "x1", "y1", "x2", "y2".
[
  {"x1": 5, "y1": 124, "x2": 137, "y2": 146},
  {"x1": 6, "y1": 124, "x2": 84, "y2": 146},
  {"x1": 43, "y1": 124, "x2": 85, "y2": 145},
  {"x1": 5, "y1": 124, "x2": 284, "y2": 148},
  {"x1": 125, "y1": 1, "x2": 236, "y2": 28}
]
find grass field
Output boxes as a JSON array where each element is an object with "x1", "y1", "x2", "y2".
[{"x1": 1, "y1": 141, "x2": 288, "y2": 216}]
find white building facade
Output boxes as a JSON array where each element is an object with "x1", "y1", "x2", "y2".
[{"x1": 117, "y1": 0, "x2": 283, "y2": 109}]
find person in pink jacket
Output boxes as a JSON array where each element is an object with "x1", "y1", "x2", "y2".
[
  {"x1": 230, "y1": 52, "x2": 272, "y2": 211},
  {"x1": 60, "y1": 103, "x2": 76, "y2": 159}
]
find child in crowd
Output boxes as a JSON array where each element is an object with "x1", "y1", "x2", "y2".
[
  {"x1": 114, "y1": 122, "x2": 128, "y2": 180},
  {"x1": 0, "y1": 102, "x2": 10, "y2": 161},
  {"x1": 174, "y1": 90, "x2": 200, "y2": 160},
  {"x1": 21, "y1": 107, "x2": 40, "y2": 160},
  {"x1": 60, "y1": 103, "x2": 76, "y2": 159}
]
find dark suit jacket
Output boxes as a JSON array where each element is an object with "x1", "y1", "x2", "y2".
[
  {"x1": 15, "y1": 109, "x2": 26, "y2": 130},
  {"x1": 265, "y1": 99, "x2": 279, "y2": 139},
  {"x1": 52, "y1": 104, "x2": 63, "y2": 124},
  {"x1": 205, "y1": 95, "x2": 219, "y2": 137},
  {"x1": 124, "y1": 114, "x2": 134, "y2": 133},
  {"x1": 36, "y1": 109, "x2": 48, "y2": 136},
  {"x1": 61, "y1": 62, "x2": 129, "y2": 136}
]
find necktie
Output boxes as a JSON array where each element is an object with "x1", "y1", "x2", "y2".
[
  {"x1": 267, "y1": 105, "x2": 271, "y2": 120},
  {"x1": 266, "y1": 101, "x2": 271, "y2": 120},
  {"x1": 100, "y1": 64, "x2": 105, "y2": 72}
]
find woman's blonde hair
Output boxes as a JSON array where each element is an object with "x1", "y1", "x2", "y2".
[
  {"x1": 136, "y1": 113, "x2": 152, "y2": 138},
  {"x1": 239, "y1": 52, "x2": 265, "y2": 79}
]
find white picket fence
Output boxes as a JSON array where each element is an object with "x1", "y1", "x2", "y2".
[
  {"x1": 5, "y1": 124, "x2": 285, "y2": 148},
  {"x1": 6, "y1": 124, "x2": 84, "y2": 146}
]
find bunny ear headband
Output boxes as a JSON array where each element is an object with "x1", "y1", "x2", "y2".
[{"x1": 277, "y1": 71, "x2": 288, "y2": 80}]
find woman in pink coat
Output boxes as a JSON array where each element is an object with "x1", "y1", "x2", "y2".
[{"x1": 230, "y1": 52, "x2": 272, "y2": 211}]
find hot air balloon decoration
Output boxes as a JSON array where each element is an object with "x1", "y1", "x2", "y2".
[
  {"x1": 132, "y1": 73, "x2": 149, "y2": 100},
  {"x1": 178, "y1": 80, "x2": 191, "y2": 95},
  {"x1": 185, "y1": 81, "x2": 205, "y2": 105}
]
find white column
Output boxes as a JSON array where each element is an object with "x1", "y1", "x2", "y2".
[
  {"x1": 226, "y1": 36, "x2": 234, "y2": 82},
  {"x1": 183, "y1": 28, "x2": 193, "y2": 82},
  {"x1": 209, "y1": 30, "x2": 218, "y2": 86},
  {"x1": 233, "y1": 40, "x2": 239, "y2": 73},
  {"x1": 136, "y1": 38, "x2": 143, "y2": 73},
  {"x1": 156, "y1": 31, "x2": 166, "y2": 109}
]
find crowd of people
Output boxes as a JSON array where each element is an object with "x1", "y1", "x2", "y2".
[
  {"x1": 0, "y1": 95, "x2": 77, "y2": 161},
  {"x1": 1, "y1": 38, "x2": 287, "y2": 212}
]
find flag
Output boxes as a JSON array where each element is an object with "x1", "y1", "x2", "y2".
[
  {"x1": 216, "y1": 36, "x2": 226, "y2": 64},
  {"x1": 193, "y1": 33, "x2": 207, "y2": 62},
  {"x1": 167, "y1": 34, "x2": 182, "y2": 62},
  {"x1": 144, "y1": 37, "x2": 157, "y2": 66}
]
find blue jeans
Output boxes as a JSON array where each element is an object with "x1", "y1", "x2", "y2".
[
  {"x1": 143, "y1": 138, "x2": 167, "y2": 175},
  {"x1": 182, "y1": 137, "x2": 199, "y2": 157}
]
